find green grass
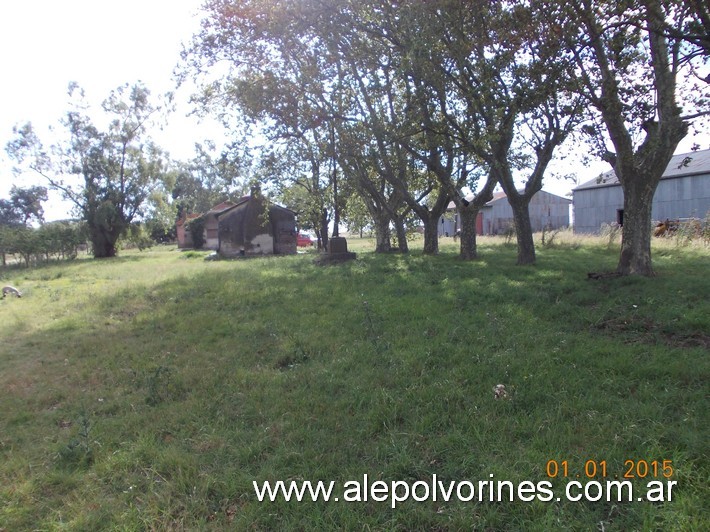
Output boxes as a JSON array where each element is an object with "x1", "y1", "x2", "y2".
[{"x1": 1, "y1": 238, "x2": 708, "y2": 530}]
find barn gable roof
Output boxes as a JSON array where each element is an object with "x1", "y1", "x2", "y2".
[
  {"x1": 446, "y1": 189, "x2": 571, "y2": 210},
  {"x1": 204, "y1": 200, "x2": 239, "y2": 216},
  {"x1": 573, "y1": 148, "x2": 710, "y2": 191},
  {"x1": 175, "y1": 213, "x2": 200, "y2": 227}
]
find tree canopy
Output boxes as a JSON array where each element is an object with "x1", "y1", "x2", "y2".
[
  {"x1": 180, "y1": 0, "x2": 707, "y2": 273},
  {"x1": 557, "y1": 0, "x2": 707, "y2": 275},
  {"x1": 7, "y1": 83, "x2": 169, "y2": 258},
  {"x1": 0, "y1": 185, "x2": 48, "y2": 227}
]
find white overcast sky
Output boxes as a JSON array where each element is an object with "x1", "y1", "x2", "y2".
[
  {"x1": 0, "y1": 0, "x2": 217, "y2": 219},
  {"x1": 0, "y1": 1, "x2": 706, "y2": 221}
]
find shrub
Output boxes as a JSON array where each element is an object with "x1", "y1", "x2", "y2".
[
  {"x1": 122, "y1": 223, "x2": 154, "y2": 251},
  {"x1": 186, "y1": 215, "x2": 207, "y2": 249}
]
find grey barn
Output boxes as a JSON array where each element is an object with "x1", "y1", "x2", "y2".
[
  {"x1": 439, "y1": 189, "x2": 571, "y2": 236},
  {"x1": 572, "y1": 149, "x2": 710, "y2": 234}
]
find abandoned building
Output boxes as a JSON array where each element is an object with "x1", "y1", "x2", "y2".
[
  {"x1": 572, "y1": 149, "x2": 710, "y2": 234},
  {"x1": 176, "y1": 196, "x2": 297, "y2": 256},
  {"x1": 439, "y1": 189, "x2": 572, "y2": 236},
  {"x1": 176, "y1": 201, "x2": 236, "y2": 250}
]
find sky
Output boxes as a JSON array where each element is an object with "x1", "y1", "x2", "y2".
[
  {"x1": 0, "y1": 1, "x2": 707, "y2": 222},
  {"x1": 0, "y1": 0, "x2": 215, "y2": 220}
]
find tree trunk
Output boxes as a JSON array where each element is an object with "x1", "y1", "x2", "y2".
[
  {"x1": 509, "y1": 196, "x2": 536, "y2": 265},
  {"x1": 393, "y1": 216, "x2": 409, "y2": 253},
  {"x1": 92, "y1": 239, "x2": 118, "y2": 258},
  {"x1": 617, "y1": 183, "x2": 655, "y2": 276},
  {"x1": 332, "y1": 168, "x2": 340, "y2": 238},
  {"x1": 458, "y1": 206, "x2": 479, "y2": 260},
  {"x1": 373, "y1": 213, "x2": 392, "y2": 253},
  {"x1": 581, "y1": 0, "x2": 688, "y2": 276},
  {"x1": 422, "y1": 217, "x2": 439, "y2": 255},
  {"x1": 320, "y1": 208, "x2": 329, "y2": 252},
  {"x1": 89, "y1": 226, "x2": 118, "y2": 258}
]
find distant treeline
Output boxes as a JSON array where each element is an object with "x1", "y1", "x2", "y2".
[{"x1": 0, "y1": 221, "x2": 88, "y2": 267}]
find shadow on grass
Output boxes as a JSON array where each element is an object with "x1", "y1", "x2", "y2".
[{"x1": 1, "y1": 245, "x2": 708, "y2": 529}]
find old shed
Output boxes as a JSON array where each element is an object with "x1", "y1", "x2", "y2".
[
  {"x1": 217, "y1": 195, "x2": 297, "y2": 257},
  {"x1": 176, "y1": 201, "x2": 235, "y2": 250},
  {"x1": 572, "y1": 149, "x2": 710, "y2": 233},
  {"x1": 203, "y1": 201, "x2": 237, "y2": 249}
]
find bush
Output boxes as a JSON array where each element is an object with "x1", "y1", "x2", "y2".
[
  {"x1": 0, "y1": 221, "x2": 87, "y2": 267},
  {"x1": 122, "y1": 224, "x2": 154, "y2": 251},
  {"x1": 186, "y1": 215, "x2": 207, "y2": 249}
]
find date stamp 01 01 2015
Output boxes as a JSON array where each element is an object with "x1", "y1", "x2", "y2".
[{"x1": 545, "y1": 459, "x2": 675, "y2": 480}]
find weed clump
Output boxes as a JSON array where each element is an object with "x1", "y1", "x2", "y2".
[{"x1": 57, "y1": 411, "x2": 94, "y2": 469}]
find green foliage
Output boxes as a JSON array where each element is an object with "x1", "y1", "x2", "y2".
[
  {"x1": 0, "y1": 185, "x2": 48, "y2": 225},
  {"x1": 122, "y1": 223, "x2": 154, "y2": 251},
  {"x1": 137, "y1": 165, "x2": 180, "y2": 245},
  {"x1": 171, "y1": 142, "x2": 249, "y2": 217},
  {"x1": 186, "y1": 215, "x2": 206, "y2": 249},
  {"x1": 6, "y1": 83, "x2": 168, "y2": 258},
  {"x1": 144, "y1": 365, "x2": 180, "y2": 406},
  {"x1": 57, "y1": 410, "x2": 94, "y2": 469},
  {"x1": 180, "y1": 250, "x2": 209, "y2": 259},
  {"x1": 0, "y1": 221, "x2": 86, "y2": 267}
]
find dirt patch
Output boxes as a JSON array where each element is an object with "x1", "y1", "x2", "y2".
[
  {"x1": 662, "y1": 331, "x2": 710, "y2": 349},
  {"x1": 594, "y1": 316, "x2": 710, "y2": 349},
  {"x1": 587, "y1": 271, "x2": 622, "y2": 280}
]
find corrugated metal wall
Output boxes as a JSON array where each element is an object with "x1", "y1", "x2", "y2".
[
  {"x1": 573, "y1": 186, "x2": 624, "y2": 234},
  {"x1": 573, "y1": 174, "x2": 710, "y2": 234},
  {"x1": 438, "y1": 216, "x2": 457, "y2": 236},
  {"x1": 482, "y1": 191, "x2": 571, "y2": 235}
]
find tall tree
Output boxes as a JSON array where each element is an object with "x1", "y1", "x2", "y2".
[
  {"x1": 332, "y1": 0, "x2": 578, "y2": 262},
  {"x1": 562, "y1": 0, "x2": 707, "y2": 275},
  {"x1": 267, "y1": 140, "x2": 335, "y2": 250},
  {"x1": 0, "y1": 200, "x2": 21, "y2": 227},
  {"x1": 7, "y1": 83, "x2": 168, "y2": 258},
  {"x1": 325, "y1": 14, "x2": 452, "y2": 255},
  {"x1": 0, "y1": 187, "x2": 47, "y2": 266},
  {"x1": 183, "y1": 0, "x2": 452, "y2": 253},
  {"x1": 418, "y1": 1, "x2": 581, "y2": 264},
  {"x1": 182, "y1": 0, "x2": 343, "y2": 250},
  {"x1": 387, "y1": 13, "x2": 496, "y2": 260},
  {"x1": 0, "y1": 185, "x2": 48, "y2": 227},
  {"x1": 8, "y1": 185, "x2": 49, "y2": 225},
  {"x1": 337, "y1": 133, "x2": 414, "y2": 252},
  {"x1": 171, "y1": 141, "x2": 249, "y2": 218}
]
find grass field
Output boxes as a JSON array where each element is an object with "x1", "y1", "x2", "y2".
[{"x1": 0, "y1": 235, "x2": 708, "y2": 530}]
